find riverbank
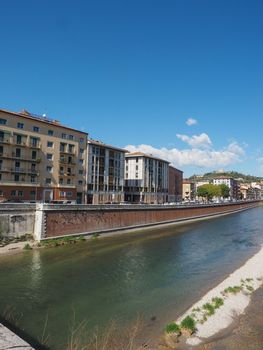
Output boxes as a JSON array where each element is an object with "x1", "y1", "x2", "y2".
[
  {"x1": 0, "y1": 204, "x2": 255, "y2": 258},
  {"x1": 160, "y1": 245, "x2": 263, "y2": 349}
]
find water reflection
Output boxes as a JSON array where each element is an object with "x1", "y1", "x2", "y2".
[{"x1": 29, "y1": 250, "x2": 42, "y2": 289}]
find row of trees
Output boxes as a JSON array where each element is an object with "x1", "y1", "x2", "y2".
[{"x1": 196, "y1": 184, "x2": 230, "y2": 201}]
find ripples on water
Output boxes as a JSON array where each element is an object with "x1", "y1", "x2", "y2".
[{"x1": 0, "y1": 207, "x2": 263, "y2": 349}]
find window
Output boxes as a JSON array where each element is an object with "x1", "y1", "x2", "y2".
[
  {"x1": 11, "y1": 190, "x2": 16, "y2": 197},
  {"x1": 68, "y1": 135, "x2": 74, "y2": 140},
  {"x1": 0, "y1": 190, "x2": 3, "y2": 196},
  {"x1": 62, "y1": 133, "x2": 67, "y2": 139},
  {"x1": 46, "y1": 166, "x2": 53, "y2": 173},
  {"x1": 18, "y1": 191, "x2": 23, "y2": 197},
  {"x1": 0, "y1": 174, "x2": 2, "y2": 181},
  {"x1": 67, "y1": 191, "x2": 72, "y2": 197},
  {"x1": 45, "y1": 178, "x2": 51, "y2": 184},
  {"x1": 17, "y1": 122, "x2": 24, "y2": 129},
  {"x1": 33, "y1": 126, "x2": 39, "y2": 132},
  {"x1": 80, "y1": 137, "x2": 84, "y2": 143},
  {"x1": 68, "y1": 144, "x2": 74, "y2": 153},
  {"x1": 14, "y1": 174, "x2": 20, "y2": 182},
  {"x1": 16, "y1": 134, "x2": 22, "y2": 144},
  {"x1": 30, "y1": 136, "x2": 39, "y2": 147},
  {"x1": 47, "y1": 141, "x2": 53, "y2": 148},
  {"x1": 59, "y1": 178, "x2": 63, "y2": 185},
  {"x1": 79, "y1": 170, "x2": 83, "y2": 175},
  {"x1": 60, "y1": 142, "x2": 66, "y2": 152},
  {"x1": 79, "y1": 159, "x2": 84, "y2": 165},
  {"x1": 15, "y1": 148, "x2": 21, "y2": 157},
  {"x1": 67, "y1": 179, "x2": 71, "y2": 184},
  {"x1": 78, "y1": 180, "x2": 83, "y2": 185},
  {"x1": 136, "y1": 157, "x2": 138, "y2": 163},
  {"x1": 30, "y1": 190, "x2": 36, "y2": 198},
  {"x1": 31, "y1": 176, "x2": 37, "y2": 183},
  {"x1": 32, "y1": 150, "x2": 37, "y2": 159},
  {"x1": 59, "y1": 191, "x2": 66, "y2": 197},
  {"x1": 0, "y1": 146, "x2": 3, "y2": 155},
  {"x1": 48, "y1": 130, "x2": 54, "y2": 136},
  {"x1": 47, "y1": 153, "x2": 53, "y2": 161},
  {"x1": 136, "y1": 165, "x2": 138, "y2": 170},
  {"x1": 0, "y1": 118, "x2": 7, "y2": 125},
  {"x1": 80, "y1": 148, "x2": 84, "y2": 154}
]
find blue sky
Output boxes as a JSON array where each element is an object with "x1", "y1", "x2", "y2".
[{"x1": 1, "y1": 0, "x2": 263, "y2": 177}]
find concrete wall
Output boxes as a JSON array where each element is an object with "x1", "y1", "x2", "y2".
[
  {"x1": 0, "y1": 204, "x2": 36, "y2": 239},
  {"x1": 41, "y1": 201, "x2": 259, "y2": 239}
]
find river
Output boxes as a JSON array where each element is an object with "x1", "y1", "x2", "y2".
[{"x1": 0, "y1": 206, "x2": 263, "y2": 349}]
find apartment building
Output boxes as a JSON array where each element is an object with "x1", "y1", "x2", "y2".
[
  {"x1": 87, "y1": 140, "x2": 126, "y2": 204},
  {"x1": 213, "y1": 177, "x2": 239, "y2": 199},
  {"x1": 124, "y1": 152, "x2": 169, "y2": 204},
  {"x1": 0, "y1": 108, "x2": 88, "y2": 203},
  {"x1": 168, "y1": 166, "x2": 183, "y2": 202}
]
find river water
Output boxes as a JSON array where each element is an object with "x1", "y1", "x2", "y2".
[{"x1": 0, "y1": 207, "x2": 263, "y2": 349}]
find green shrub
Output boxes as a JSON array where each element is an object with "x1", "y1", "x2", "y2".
[
  {"x1": 212, "y1": 297, "x2": 224, "y2": 309},
  {"x1": 165, "y1": 322, "x2": 181, "y2": 334},
  {"x1": 202, "y1": 303, "x2": 215, "y2": 316},
  {"x1": 180, "y1": 316, "x2": 196, "y2": 333},
  {"x1": 224, "y1": 285, "x2": 243, "y2": 294},
  {"x1": 23, "y1": 243, "x2": 32, "y2": 250}
]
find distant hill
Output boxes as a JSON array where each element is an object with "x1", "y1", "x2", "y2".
[{"x1": 189, "y1": 171, "x2": 263, "y2": 183}]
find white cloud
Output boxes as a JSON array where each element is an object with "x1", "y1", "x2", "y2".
[
  {"x1": 186, "y1": 118, "x2": 198, "y2": 126},
  {"x1": 176, "y1": 133, "x2": 212, "y2": 149},
  {"x1": 125, "y1": 141, "x2": 245, "y2": 169}
]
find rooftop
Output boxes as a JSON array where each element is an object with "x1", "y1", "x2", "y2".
[
  {"x1": 0, "y1": 108, "x2": 89, "y2": 135},
  {"x1": 88, "y1": 139, "x2": 127, "y2": 153},
  {"x1": 125, "y1": 152, "x2": 170, "y2": 164}
]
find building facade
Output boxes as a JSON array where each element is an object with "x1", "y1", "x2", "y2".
[
  {"x1": 213, "y1": 177, "x2": 239, "y2": 200},
  {"x1": 168, "y1": 166, "x2": 183, "y2": 202},
  {"x1": 0, "y1": 108, "x2": 88, "y2": 203},
  {"x1": 87, "y1": 140, "x2": 126, "y2": 204},
  {"x1": 124, "y1": 152, "x2": 169, "y2": 204},
  {"x1": 182, "y1": 180, "x2": 195, "y2": 201}
]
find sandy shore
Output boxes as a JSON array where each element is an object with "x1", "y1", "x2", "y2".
[
  {"x1": 170, "y1": 245, "x2": 263, "y2": 348},
  {"x1": 0, "y1": 241, "x2": 33, "y2": 256}
]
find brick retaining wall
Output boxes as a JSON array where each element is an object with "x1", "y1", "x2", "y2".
[{"x1": 42, "y1": 201, "x2": 259, "y2": 239}]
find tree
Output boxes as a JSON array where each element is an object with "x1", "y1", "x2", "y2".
[
  {"x1": 219, "y1": 184, "x2": 230, "y2": 198},
  {"x1": 197, "y1": 184, "x2": 220, "y2": 201}
]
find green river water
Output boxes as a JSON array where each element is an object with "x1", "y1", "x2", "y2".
[{"x1": 0, "y1": 207, "x2": 263, "y2": 349}]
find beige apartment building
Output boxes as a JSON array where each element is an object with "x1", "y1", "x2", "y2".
[
  {"x1": 0, "y1": 108, "x2": 88, "y2": 203},
  {"x1": 87, "y1": 140, "x2": 126, "y2": 204}
]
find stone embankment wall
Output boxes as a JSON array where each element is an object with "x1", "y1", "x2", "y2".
[
  {"x1": 0, "y1": 204, "x2": 36, "y2": 239},
  {"x1": 0, "y1": 202, "x2": 260, "y2": 240},
  {"x1": 38, "y1": 201, "x2": 259, "y2": 240}
]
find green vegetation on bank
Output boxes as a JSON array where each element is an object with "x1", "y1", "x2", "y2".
[{"x1": 40, "y1": 235, "x2": 88, "y2": 247}]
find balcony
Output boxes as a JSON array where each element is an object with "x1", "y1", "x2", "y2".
[
  {"x1": 0, "y1": 180, "x2": 40, "y2": 186},
  {"x1": 10, "y1": 167, "x2": 27, "y2": 174},
  {"x1": 59, "y1": 149, "x2": 76, "y2": 155},
  {"x1": 59, "y1": 159, "x2": 76, "y2": 165},
  {"x1": 59, "y1": 171, "x2": 76, "y2": 177},
  {"x1": 0, "y1": 137, "x2": 11, "y2": 144},
  {"x1": 29, "y1": 142, "x2": 41, "y2": 149}
]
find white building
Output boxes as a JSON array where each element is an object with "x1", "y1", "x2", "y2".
[
  {"x1": 87, "y1": 140, "x2": 126, "y2": 204},
  {"x1": 124, "y1": 152, "x2": 169, "y2": 204},
  {"x1": 213, "y1": 177, "x2": 239, "y2": 199}
]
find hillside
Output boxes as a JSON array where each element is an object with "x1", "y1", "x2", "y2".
[{"x1": 189, "y1": 171, "x2": 263, "y2": 183}]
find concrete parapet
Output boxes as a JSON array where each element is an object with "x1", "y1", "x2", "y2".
[{"x1": 0, "y1": 323, "x2": 35, "y2": 349}]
